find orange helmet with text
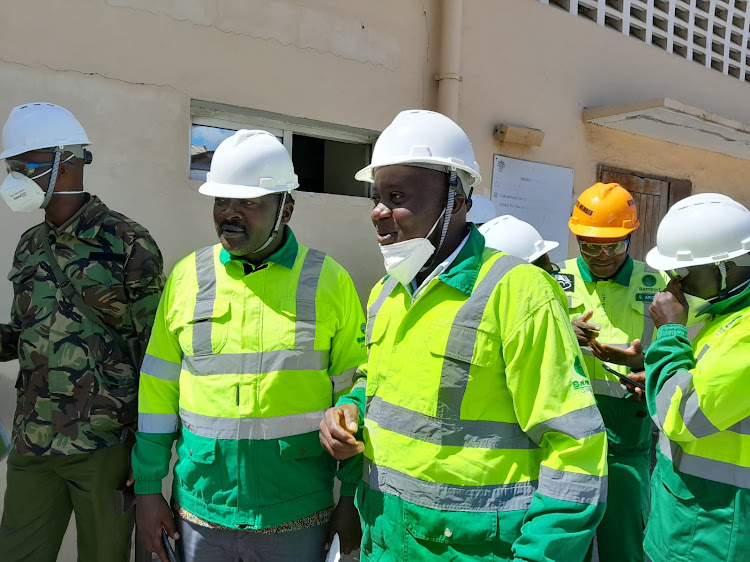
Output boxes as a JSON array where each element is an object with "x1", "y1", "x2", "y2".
[{"x1": 569, "y1": 182, "x2": 640, "y2": 238}]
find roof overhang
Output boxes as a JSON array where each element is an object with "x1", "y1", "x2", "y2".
[{"x1": 583, "y1": 98, "x2": 750, "y2": 161}]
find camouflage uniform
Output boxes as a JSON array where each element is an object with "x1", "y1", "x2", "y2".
[
  {"x1": 0, "y1": 195, "x2": 164, "y2": 456},
  {"x1": 0, "y1": 194, "x2": 164, "y2": 561}
]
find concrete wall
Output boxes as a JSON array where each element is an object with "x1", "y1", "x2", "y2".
[{"x1": 2, "y1": 1, "x2": 750, "y2": 560}]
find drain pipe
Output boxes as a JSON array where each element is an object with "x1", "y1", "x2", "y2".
[{"x1": 436, "y1": 0, "x2": 463, "y2": 121}]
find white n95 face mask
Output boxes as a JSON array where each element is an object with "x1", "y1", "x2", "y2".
[
  {"x1": 0, "y1": 172, "x2": 47, "y2": 212},
  {"x1": 379, "y1": 209, "x2": 445, "y2": 287}
]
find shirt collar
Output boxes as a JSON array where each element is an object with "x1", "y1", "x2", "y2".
[
  {"x1": 437, "y1": 224, "x2": 487, "y2": 296},
  {"x1": 219, "y1": 226, "x2": 299, "y2": 269},
  {"x1": 48, "y1": 194, "x2": 108, "y2": 239},
  {"x1": 411, "y1": 230, "x2": 471, "y2": 297},
  {"x1": 576, "y1": 254, "x2": 633, "y2": 286}
]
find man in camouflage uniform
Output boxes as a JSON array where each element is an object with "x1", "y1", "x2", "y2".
[{"x1": 0, "y1": 102, "x2": 164, "y2": 561}]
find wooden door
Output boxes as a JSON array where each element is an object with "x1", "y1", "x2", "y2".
[{"x1": 598, "y1": 166, "x2": 692, "y2": 262}]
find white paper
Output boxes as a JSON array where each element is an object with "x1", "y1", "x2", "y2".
[
  {"x1": 490, "y1": 155, "x2": 574, "y2": 264},
  {"x1": 325, "y1": 533, "x2": 341, "y2": 562}
]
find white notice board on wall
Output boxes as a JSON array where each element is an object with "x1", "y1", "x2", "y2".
[{"x1": 490, "y1": 155, "x2": 574, "y2": 264}]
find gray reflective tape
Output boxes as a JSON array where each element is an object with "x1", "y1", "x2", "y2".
[
  {"x1": 295, "y1": 249, "x2": 326, "y2": 350},
  {"x1": 366, "y1": 277, "x2": 398, "y2": 344},
  {"x1": 330, "y1": 367, "x2": 357, "y2": 393},
  {"x1": 591, "y1": 379, "x2": 629, "y2": 399},
  {"x1": 364, "y1": 458, "x2": 536, "y2": 512},
  {"x1": 182, "y1": 349, "x2": 329, "y2": 376},
  {"x1": 352, "y1": 377, "x2": 367, "y2": 391},
  {"x1": 180, "y1": 408, "x2": 326, "y2": 440},
  {"x1": 437, "y1": 255, "x2": 524, "y2": 418},
  {"x1": 696, "y1": 344, "x2": 710, "y2": 362},
  {"x1": 366, "y1": 396, "x2": 536, "y2": 450},
  {"x1": 141, "y1": 354, "x2": 181, "y2": 382},
  {"x1": 192, "y1": 247, "x2": 218, "y2": 355},
  {"x1": 537, "y1": 465, "x2": 607, "y2": 505},
  {"x1": 728, "y1": 417, "x2": 750, "y2": 435},
  {"x1": 659, "y1": 433, "x2": 750, "y2": 489},
  {"x1": 525, "y1": 405, "x2": 606, "y2": 446},
  {"x1": 138, "y1": 413, "x2": 179, "y2": 434},
  {"x1": 680, "y1": 391, "x2": 720, "y2": 438},
  {"x1": 655, "y1": 369, "x2": 693, "y2": 428}
]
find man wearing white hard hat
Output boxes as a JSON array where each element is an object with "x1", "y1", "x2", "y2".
[
  {"x1": 643, "y1": 193, "x2": 750, "y2": 562},
  {"x1": 466, "y1": 194, "x2": 497, "y2": 226},
  {"x1": 479, "y1": 214, "x2": 560, "y2": 273},
  {"x1": 0, "y1": 103, "x2": 165, "y2": 561},
  {"x1": 319, "y1": 110, "x2": 606, "y2": 561},
  {"x1": 131, "y1": 130, "x2": 366, "y2": 562}
]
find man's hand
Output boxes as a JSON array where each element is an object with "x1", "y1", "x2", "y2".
[
  {"x1": 135, "y1": 493, "x2": 179, "y2": 562},
  {"x1": 624, "y1": 371, "x2": 646, "y2": 402},
  {"x1": 571, "y1": 310, "x2": 601, "y2": 346},
  {"x1": 590, "y1": 338, "x2": 644, "y2": 371},
  {"x1": 319, "y1": 404, "x2": 364, "y2": 461},
  {"x1": 326, "y1": 495, "x2": 362, "y2": 555},
  {"x1": 650, "y1": 279, "x2": 689, "y2": 328}
]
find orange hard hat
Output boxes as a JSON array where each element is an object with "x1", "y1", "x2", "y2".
[{"x1": 569, "y1": 183, "x2": 640, "y2": 238}]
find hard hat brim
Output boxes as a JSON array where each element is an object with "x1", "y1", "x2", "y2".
[
  {"x1": 355, "y1": 158, "x2": 482, "y2": 188},
  {"x1": 199, "y1": 181, "x2": 298, "y2": 199},
  {"x1": 569, "y1": 222, "x2": 639, "y2": 238},
  {"x1": 0, "y1": 140, "x2": 91, "y2": 160},
  {"x1": 527, "y1": 240, "x2": 560, "y2": 263},
  {"x1": 645, "y1": 245, "x2": 750, "y2": 271}
]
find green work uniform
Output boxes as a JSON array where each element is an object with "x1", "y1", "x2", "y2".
[
  {"x1": 340, "y1": 227, "x2": 608, "y2": 562},
  {"x1": 132, "y1": 227, "x2": 366, "y2": 529},
  {"x1": 645, "y1": 283, "x2": 750, "y2": 561},
  {"x1": 556, "y1": 256, "x2": 667, "y2": 562}
]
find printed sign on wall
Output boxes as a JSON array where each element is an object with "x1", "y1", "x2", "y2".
[{"x1": 491, "y1": 155, "x2": 574, "y2": 263}]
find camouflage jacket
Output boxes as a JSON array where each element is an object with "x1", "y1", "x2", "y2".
[{"x1": 0, "y1": 195, "x2": 165, "y2": 456}]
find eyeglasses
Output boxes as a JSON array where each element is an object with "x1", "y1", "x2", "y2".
[
  {"x1": 5, "y1": 159, "x2": 55, "y2": 178},
  {"x1": 579, "y1": 239, "x2": 629, "y2": 257},
  {"x1": 667, "y1": 268, "x2": 690, "y2": 281}
]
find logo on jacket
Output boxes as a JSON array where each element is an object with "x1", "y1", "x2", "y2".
[
  {"x1": 554, "y1": 273, "x2": 575, "y2": 292},
  {"x1": 641, "y1": 274, "x2": 657, "y2": 287}
]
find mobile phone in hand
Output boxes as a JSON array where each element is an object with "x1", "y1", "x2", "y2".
[
  {"x1": 162, "y1": 528, "x2": 178, "y2": 562},
  {"x1": 602, "y1": 363, "x2": 646, "y2": 390}
]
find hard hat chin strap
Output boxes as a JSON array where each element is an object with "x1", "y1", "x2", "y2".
[
  {"x1": 40, "y1": 150, "x2": 62, "y2": 209},
  {"x1": 251, "y1": 192, "x2": 288, "y2": 254},
  {"x1": 420, "y1": 171, "x2": 458, "y2": 272}
]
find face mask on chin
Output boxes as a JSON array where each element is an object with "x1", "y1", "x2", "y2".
[
  {"x1": 684, "y1": 293, "x2": 714, "y2": 326},
  {"x1": 379, "y1": 207, "x2": 446, "y2": 287}
]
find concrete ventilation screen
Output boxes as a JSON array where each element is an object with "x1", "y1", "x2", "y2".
[{"x1": 541, "y1": 0, "x2": 750, "y2": 82}]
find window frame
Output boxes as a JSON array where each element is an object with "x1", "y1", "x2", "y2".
[{"x1": 190, "y1": 101, "x2": 377, "y2": 198}]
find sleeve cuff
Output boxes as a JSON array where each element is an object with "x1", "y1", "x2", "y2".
[
  {"x1": 134, "y1": 480, "x2": 164, "y2": 495},
  {"x1": 657, "y1": 324, "x2": 689, "y2": 339},
  {"x1": 339, "y1": 482, "x2": 358, "y2": 496}
]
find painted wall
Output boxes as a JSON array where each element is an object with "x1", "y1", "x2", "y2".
[{"x1": 1, "y1": 1, "x2": 750, "y2": 559}]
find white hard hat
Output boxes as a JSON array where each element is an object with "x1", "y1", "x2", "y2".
[
  {"x1": 1, "y1": 102, "x2": 90, "y2": 160},
  {"x1": 355, "y1": 110, "x2": 481, "y2": 189},
  {"x1": 646, "y1": 193, "x2": 750, "y2": 270},
  {"x1": 466, "y1": 195, "x2": 497, "y2": 224},
  {"x1": 199, "y1": 130, "x2": 299, "y2": 199},
  {"x1": 479, "y1": 215, "x2": 559, "y2": 263}
]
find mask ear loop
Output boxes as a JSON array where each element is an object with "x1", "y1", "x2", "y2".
[{"x1": 251, "y1": 192, "x2": 288, "y2": 254}]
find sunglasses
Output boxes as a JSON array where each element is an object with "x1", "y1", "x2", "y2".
[
  {"x1": 5, "y1": 159, "x2": 56, "y2": 178},
  {"x1": 579, "y1": 239, "x2": 629, "y2": 257},
  {"x1": 667, "y1": 268, "x2": 690, "y2": 281}
]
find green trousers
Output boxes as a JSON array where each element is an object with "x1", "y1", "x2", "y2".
[
  {"x1": 0, "y1": 442, "x2": 133, "y2": 562},
  {"x1": 590, "y1": 396, "x2": 651, "y2": 562}
]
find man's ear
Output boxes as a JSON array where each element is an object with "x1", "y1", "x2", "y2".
[
  {"x1": 451, "y1": 193, "x2": 467, "y2": 215},
  {"x1": 280, "y1": 201, "x2": 294, "y2": 226}
]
